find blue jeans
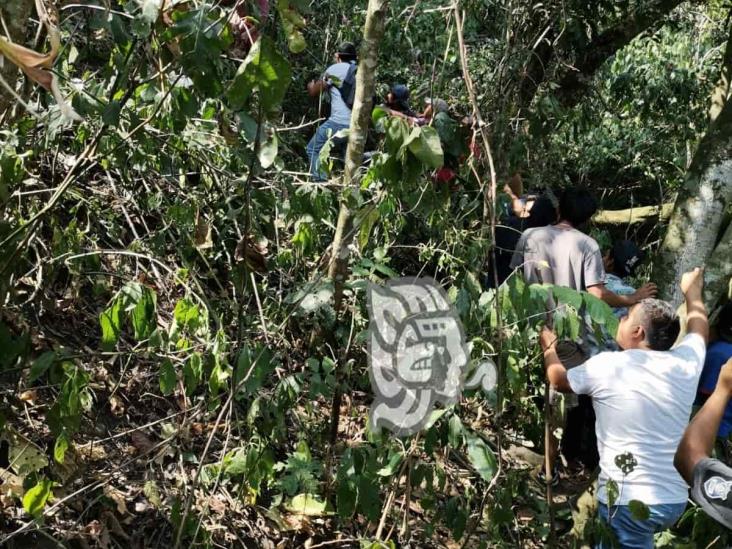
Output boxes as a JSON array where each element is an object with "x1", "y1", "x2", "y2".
[
  {"x1": 597, "y1": 502, "x2": 686, "y2": 548},
  {"x1": 306, "y1": 119, "x2": 349, "y2": 181}
]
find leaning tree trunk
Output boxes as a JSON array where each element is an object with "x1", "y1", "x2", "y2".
[
  {"x1": 326, "y1": 0, "x2": 388, "y2": 446},
  {"x1": 0, "y1": 0, "x2": 36, "y2": 113},
  {"x1": 653, "y1": 97, "x2": 732, "y2": 305}
]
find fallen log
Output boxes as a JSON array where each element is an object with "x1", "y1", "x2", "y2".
[{"x1": 592, "y1": 203, "x2": 674, "y2": 225}]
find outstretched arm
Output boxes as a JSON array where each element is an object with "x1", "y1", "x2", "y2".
[
  {"x1": 675, "y1": 358, "x2": 732, "y2": 483},
  {"x1": 681, "y1": 267, "x2": 709, "y2": 343},
  {"x1": 587, "y1": 281, "x2": 657, "y2": 308},
  {"x1": 540, "y1": 327, "x2": 573, "y2": 393}
]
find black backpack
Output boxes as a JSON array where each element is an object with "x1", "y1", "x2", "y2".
[{"x1": 338, "y1": 62, "x2": 357, "y2": 110}]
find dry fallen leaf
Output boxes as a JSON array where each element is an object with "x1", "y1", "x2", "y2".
[
  {"x1": 103, "y1": 485, "x2": 128, "y2": 515},
  {"x1": 109, "y1": 394, "x2": 125, "y2": 416},
  {"x1": 129, "y1": 431, "x2": 155, "y2": 455},
  {"x1": 235, "y1": 233, "x2": 269, "y2": 273},
  {"x1": 19, "y1": 390, "x2": 37, "y2": 403}
]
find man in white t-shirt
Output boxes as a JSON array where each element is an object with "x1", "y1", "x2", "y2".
[
  {"x1": 306, "y1": 42, "x2": 357, "y2": 181},
  {"x1": 541, "y1": 267, "x2": 709, "y2": 548}
]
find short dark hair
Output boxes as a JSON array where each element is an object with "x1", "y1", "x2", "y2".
[
  {"x1": 337, "y1": 42, "x2": 357, "y2": 62},
  {"x1": 717, "y1": 301, "x2": 732, "y2": 343},
  {"x1": 558, "y1": 187, "x2": 598, "y2": 227},
  {"x1": 637, "y1": 299, "x2": 680, "y2": 351}
]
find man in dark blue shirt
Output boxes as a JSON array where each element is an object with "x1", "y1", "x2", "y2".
[{"x1": 696, "y1": 302, "x2": 732, "y2": 449}]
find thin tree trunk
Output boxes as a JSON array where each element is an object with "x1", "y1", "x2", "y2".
[
  {"x1": 326, "y1": 0, "x2": 388, "y2": 447},
  {"x1": 327, "y1": 0, "x2": 387, "y2": 310}
]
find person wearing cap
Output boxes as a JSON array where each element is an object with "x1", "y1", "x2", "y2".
[
  {"x1": 306, "y1": 42, "x2": 358, "y2": 181},
  {"x1": 694, "y1": 302, "x2": 732, "y2": 456},
  {"x1": 383, "y1": 84, "x2": 417, "y2": 120},
  {"x1": 603, "y1": 239, "x2": 647, "y2": 319},
  {"x1": 676, "y1": 353, "x2": 732, "y2": 531}
]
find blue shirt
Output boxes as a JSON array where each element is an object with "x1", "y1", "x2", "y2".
[{"x1": 697, "y1": 340, "x2": 732, "y2": 438}]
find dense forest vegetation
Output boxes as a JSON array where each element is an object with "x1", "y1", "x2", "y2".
[{"x1": 1, "y1": 0, "x2": 732, "y2": 547}]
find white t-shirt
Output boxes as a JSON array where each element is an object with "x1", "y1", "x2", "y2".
[
  {"x1": 567, "y1": 333, "x2": 706, "y2": 505},
  {"x1": 324, "y1": 62, "x2": 354, "y2": 126}
]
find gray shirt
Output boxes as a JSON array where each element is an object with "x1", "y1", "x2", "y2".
[
  {"x1": 324, "y1": 62, "x2": 353, "y2": 126},
  {"x1": 510, "y1": 225, "x2": 605, "y2": 290}
]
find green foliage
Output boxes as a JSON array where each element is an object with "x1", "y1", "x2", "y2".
[{"x1": 22, "y1": 477, "x2": 54, "y2": 520}]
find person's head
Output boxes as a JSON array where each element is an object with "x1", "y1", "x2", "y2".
[
  {"x1": 335, "y1": 42, "x2": 357, "y2": 63},
  {"x1": 525, "y1": 194, "x2": 558, "y2": 229},
  {"x1": 558, "y1": 187, "x2": 598, "y2": 228},
  {"x1": 387, "y1": 84, "x2": 411, "y2": 112},
  {"x1": 715, "y1": 302, "x2": 732, "y2": 343},
  {"x1": 616, "y1": 299, "x2": 680, "y2": 351},
  {"x1": 603, "y1": 240, "x2": 645, "y2": 278}
]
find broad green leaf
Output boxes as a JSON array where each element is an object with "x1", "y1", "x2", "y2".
[
  {"x1": 628, "y1": 499, "x2": 650, "y2": 521},
  {"x1": 99, "y1": 298, "x2": 123, "y2": 351},
  {"x1": 183, "y1": 353, "x2": 203, "y2": 395},
  {"x1": 448, "y1": 414, "x2": 464, "y2": 448},
  {"x1": 406, "y1": 126, "x2": 444, "y2": 169},
  {"x1": 22, "y1": 477, "x2": 53, "y2": 519},
  {"x1": 174, "y1": 298, "x2": 200, "y2": 331},
  {"x1": 285, "y1": 493, "x2": 329, "y2": 516},
  {"x1": 584, "y1": 292, "x2": 620, "y2": 336},
  {"x1": 336, "y1": 479, "x2": 357, "y2": 518},
  {"x1": 357, "y1": 207, "x2": 380, "y2": 251},
  {"x1": 54, "y1": 432, "x2": 69, "y2": 464},
  {"x1": 258, "y1": 132, "x2": 279, "y2": 169},
  {"x1": 551, "y1": 286, "x2": 583, "y2": 310},
  {"x1": 159, "y1": 359, "x2": 176, "y2": 395},
  {"x1": 465, "y1": 432, "x2": 497, "y2": 482},
  {"x1": 131, "y1": 286, "x2": 157, "y2": 340},
  {"x1": 377, "y1": 452, "x2": 403, "y2": 477},
  {"x1": 29, "y1": 351, "x2": 56, "y2": 382},
  {"x1": 227, "y1": 37, "x2": 292, "y2": 113}
]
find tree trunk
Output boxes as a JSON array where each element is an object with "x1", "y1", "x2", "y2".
[
  {"x1": 653, "y1": 97, "x2": 732, "y2": 305},
  {"x1": 326, "y1": 0, "x2": 388, "y2": 447},
  {"x1": 0, "y1": 0, "x2": 36, "y2": 113},
  {"x1": 327, "y1": 0, "x2": 387, "y2": 311}
]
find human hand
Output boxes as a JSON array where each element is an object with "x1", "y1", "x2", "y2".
[
  {"x1": 540, "y1": 326, "x2": 557, "y2": 351},
  {"x1": 680, "y1": 267, "x2": 704, "y2": 299},
  {"x1": 717, "y1": 358, "x2": 732, "y2": 395},
  {"x1": 631, "y1": 282, "x2": 658, "y2": 303}
]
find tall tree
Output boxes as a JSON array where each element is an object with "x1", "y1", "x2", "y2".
[{"x1": 653, "y1": 23, "x2": 732, "y2": 305}]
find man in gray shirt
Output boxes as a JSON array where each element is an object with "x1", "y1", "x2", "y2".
[
  {"x1": 511, "y1": 187, "x2": 657, "y2": 476},
  {"x1": 306, "y1": 42, "x2": 357, "y2": 181}
]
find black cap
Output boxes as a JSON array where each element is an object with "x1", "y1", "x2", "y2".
[
  {"x1": 611, "y1": 240, "x2": 645, "y2": 277},
  {"x1": 337, "y1": 42, "x2": 357, "y2": 59}
]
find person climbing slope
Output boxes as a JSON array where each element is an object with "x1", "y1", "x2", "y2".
[{"x1": 306, "y1": 42, "x2": 358, "y2": 181}]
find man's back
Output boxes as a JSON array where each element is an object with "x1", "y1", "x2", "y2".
[
  {"x1": 568, "y1": 334, "x2": 706, "y2": 505},
  {"x1": 510, "y1": 225, "x2": 604, "y2": 291},
  {"x1": 324, "y1": 62, "x2": 353, "y2": 126}
]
